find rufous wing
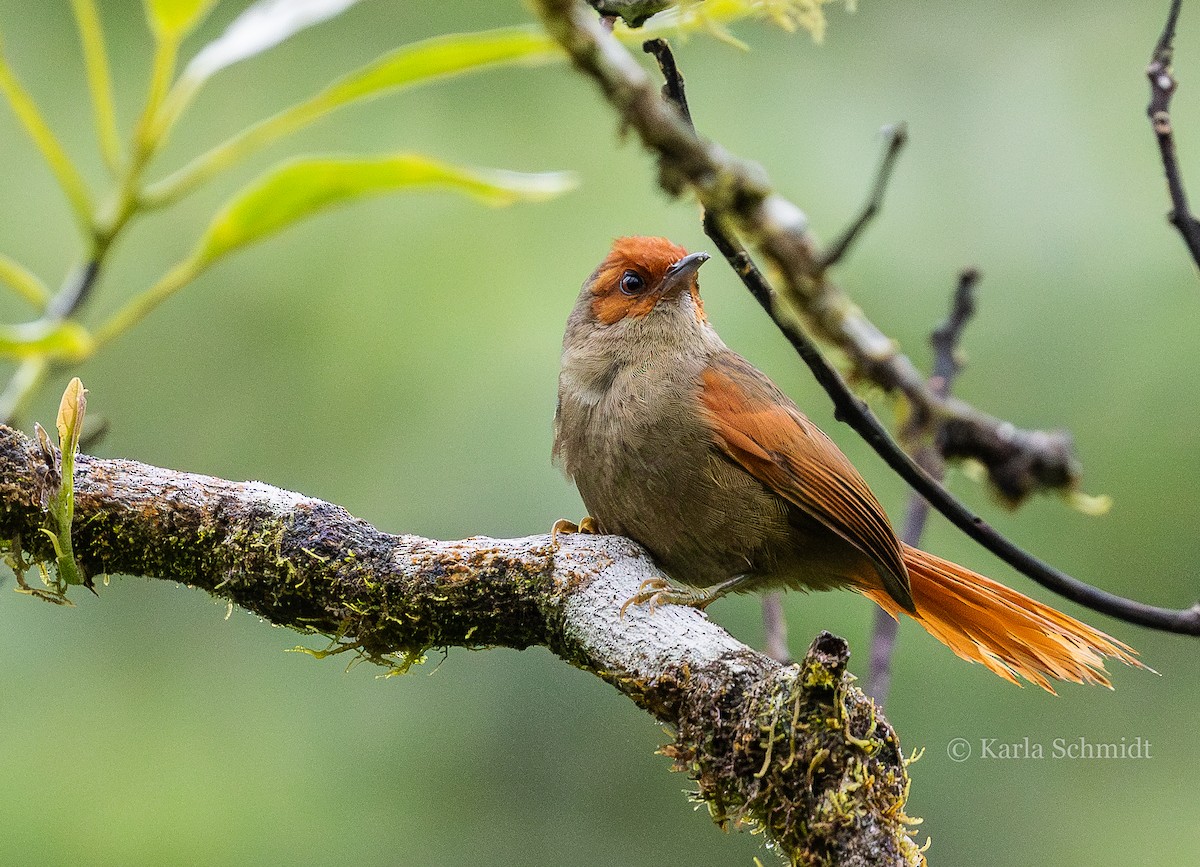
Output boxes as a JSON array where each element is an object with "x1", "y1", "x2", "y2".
[{"x1": 699, "y1": 351, "x2": 916, "y2": 613}]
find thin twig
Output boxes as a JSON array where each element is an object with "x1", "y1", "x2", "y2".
[
  {"x1": 45, "y1": 259, "x2": 100, "y2": 321},
  {"x1": 709, "y1": 218, "x2": 1200, "y2": 633},
  {"x1": 928, "y1": 270, "x2": 977, "y2": 389},
  {"x1": 869, "y1": 269, "x2": 979, "y2": 704},
  {"x1": 643, "y1": 39, "x2": 692, "y2": 126},
  {"x1": 608, "y1": 25, "x2": 1200, "y2": 634},
  {"x1": 1148, "y1": 0, "x2": 1200, "y2": 267},
  {"x1": 818, "y1": 123, "x2": 908, "y2": 272}
]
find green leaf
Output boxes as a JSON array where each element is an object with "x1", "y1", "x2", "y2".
[
  {"x1": 0, "y1": 253, "x2": 51, "y2": 309},
  {"x1": 38, "y1": 377, "x2": 89, "y2": 591},
  {"x1": 633, "y1": 0, "x2": 844, "y2": 44},
  {"x1": 184, "y1": 0, "x2": 365, "y2": 86},
  {"x1": 70, "y1": 0, "x2": 122, "y2": 171},
  {"x1": 0, "y1": 36, "x2": 94, "y2": 230},
  {"x1": 143, "y1": 27, "x2": 562, "y2": 206},
  {"x1": 96, "y1": 155, "x2": 573, "y2": 351},
  {"x1": 193, "y1": 155, "x2": 576, "y2": 267},
  {"x1": 0, "y1": 321, "x2": 94, "y2": 361},
  {"x1": 142, "y1": 0, "x2": 218, "y2": 41},
  {"x1": 313, "y1": 27, "x2": 559, "y2": 110},
  {"x1": 56, "y1": 377, "x2": 87, "y2": 457}
]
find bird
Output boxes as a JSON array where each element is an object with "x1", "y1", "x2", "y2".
[{"x1": 552, "y1": 235, "x2": 1142, "y2": 691}]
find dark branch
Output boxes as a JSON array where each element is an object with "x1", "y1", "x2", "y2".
[
  {"x1": 44, "y1": 259, "x2": 100, "y2": 321},
  {"x1": 643, "y1": 38, "x2": 693, "y2": 126},
  {"x1": 869, "y1": 269, "x2": 980, "y2": 704},
  {"x1": 818, "y1": 124, "x2": 908, "y2": 272},
  {"x1": 867, "y1": 597, "x2": 901, "y2": 704},
  {"x1": 927, "y1": 269, "x2": 978, "y2": 390},
  {"x1": 1148, "y1": 0, "x2": 1200, "y2": 268},
  {"x1": 0, "y1": 424, "x2": 923, "y2": 865},
  {"x1": 526, "y1": 9, "x2": 1200, "y2": 633}
]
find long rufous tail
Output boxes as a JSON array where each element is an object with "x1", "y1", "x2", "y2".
[{"x1": 862, "y1": 544, "x2": 1145, "y2": 692}]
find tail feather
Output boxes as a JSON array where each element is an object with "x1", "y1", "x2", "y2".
[{"x1": 862, "y1": 544, "x2": 1145, "y2": 692}]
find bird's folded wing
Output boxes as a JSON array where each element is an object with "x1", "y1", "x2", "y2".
[{"x1": 700, "y1": 351, "x2": 912, "y2": 607}]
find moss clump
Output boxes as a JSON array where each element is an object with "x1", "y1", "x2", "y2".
[{"x1": 662, "y1": 632, "x2": 925, "y2": 867}]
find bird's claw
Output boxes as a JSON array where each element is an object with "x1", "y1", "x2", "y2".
[
  {"x1": 550, "y1": 516, "x2": 599, "y2": 550},
  {"x1": 619, "y1": 577, "x2": 674, "y2": 618},
  {"x1": 620, "y1": 577, "x2": 722, "y2": 617}
]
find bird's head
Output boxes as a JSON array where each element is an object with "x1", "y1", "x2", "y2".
[
  {"x1": 561, "y1": 236, "x2": 719, "y2": 373},
  {"x1": 582, "y1": 236, "x2": 710, "y2": 326}
]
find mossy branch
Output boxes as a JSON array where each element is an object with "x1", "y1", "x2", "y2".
[{"x1": 0, "y1": 424, "x2": 921, "y2": 866}]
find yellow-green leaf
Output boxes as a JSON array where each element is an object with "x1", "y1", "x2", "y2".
[
  {"x1": 0, "y1": 321, "x2": 94, "y2": 361},
  {"x1": 38, "y1": 377, "x2": 89, "y2": 591},
  {"x1": 0, "y1": 36, "x2": 94, "y2": 229},
  {"x1": 314, "y1": 27, "x2": 559, "y2": 111},
  {"x1": 56, "y1": 377, "x2": 87, "y2": 455},
  {"x1": 142, "y1": 0, "x2": 218, "y2": 41},
  {"x1": 0, "y1": 253, "x2": 51, "y2": 309},
  {"x1": 184, "y1": 0, "x2": 365, "y2": 85},
  {"x1": 636, "y1": 0, "x2": 848, "y2": 44},
  {"x1": 193, "y1": 155, "x2": 575, "y2": 267},
  {"x1": 70, "y1": 0, "x2": 122, "y2": 170},
  {"x1": 144, "y1": 27, "x2": 562, "y2": 206},
  {"x1": 1065, "y1": 490, "x2": 1114, "y2": 517}
]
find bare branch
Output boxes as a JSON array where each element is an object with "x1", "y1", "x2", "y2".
[
  {"x1": 818, "y1": 124, "x2": 908, "y2": 272},
  {"x1": 0, "y1": 424, "x2": 923, "y2": 865},
  {"x1": 643, "y1": 37, "x2": 692, "y2": 125},
  {"x1": 927, "y1": 269, "x2": 978, "y2": 391},
  {"x1": 1147, "y1": 0, "x2": 1200, "y2": 268},
  {"x1": 534, "y1": 0, "x2": 1200, "y2": 635}
]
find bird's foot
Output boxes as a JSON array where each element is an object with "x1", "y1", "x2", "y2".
[
  {"x1": 620, "y1": 578, "x2": 716, "y2": 617},
  {"x1": 550, "y1": 516, "x2": 599, "y2": 550},
  {"x1": 620, "y1": 572, "x2": 757, "y2": 617}
]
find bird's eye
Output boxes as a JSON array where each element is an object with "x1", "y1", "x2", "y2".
[{"x1": 619, "y1": 270, "x2": 646, "y2": 295}]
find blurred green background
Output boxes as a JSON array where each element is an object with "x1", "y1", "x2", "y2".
[{"x1": 2, "y1": 1, "x2": 1198, "y2": 864}]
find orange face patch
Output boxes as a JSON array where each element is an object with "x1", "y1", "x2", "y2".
[{"x1": 589, "y1": 236, "x2": 705, "y2": 325}]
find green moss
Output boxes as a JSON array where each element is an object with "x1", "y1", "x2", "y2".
[{"x1": 662, "y1": 634, "x2": 924, "y2": 866}]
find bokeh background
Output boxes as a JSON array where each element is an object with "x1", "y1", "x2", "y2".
[{"x1": 1, "y1": 1, "x2": 1198, "y2": 864}]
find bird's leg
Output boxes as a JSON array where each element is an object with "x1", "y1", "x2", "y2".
[
  {"x1": 621, "y1": 573, "x2": 760, "y2": 616},
  {"x1": 550, "y1": 516, "x2": 599, "y2": 550}
]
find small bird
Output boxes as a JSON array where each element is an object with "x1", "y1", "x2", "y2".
[{"x1": 553, "y1": 235, "x2": 1142, "y2": 690}]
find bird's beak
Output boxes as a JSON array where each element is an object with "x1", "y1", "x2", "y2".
[{"x1": 657, "y1": 251, "x2": 710, "y2": 300}]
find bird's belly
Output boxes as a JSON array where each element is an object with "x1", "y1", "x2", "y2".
[{"x1": 572, "y1": 413, "x2": 792, "y2": 588}]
